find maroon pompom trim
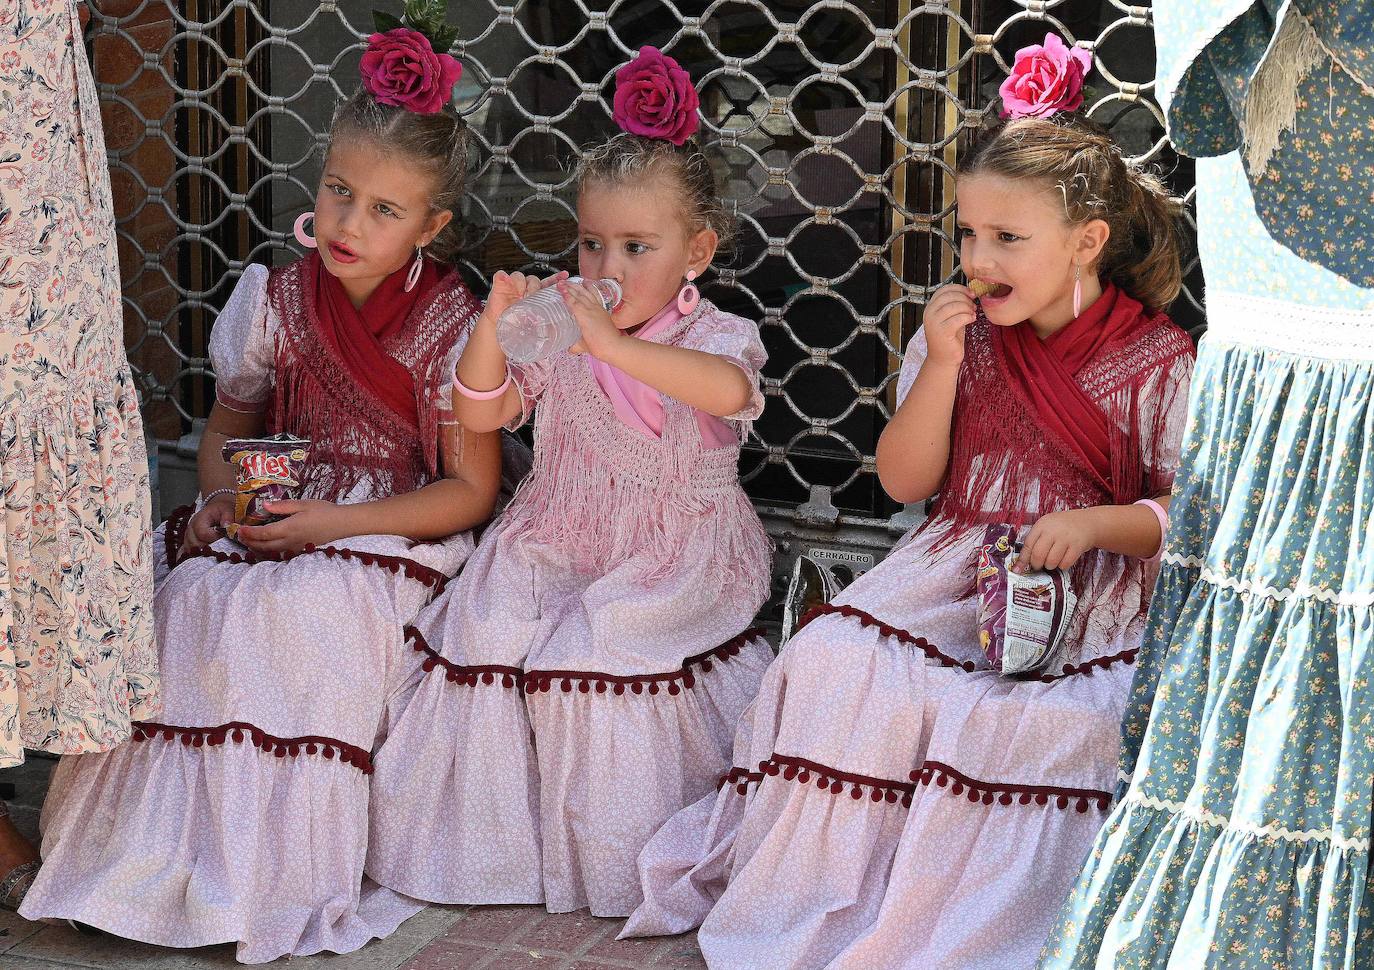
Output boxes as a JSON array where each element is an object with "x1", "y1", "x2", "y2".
[
  {"x1": 409, "y1": 626, "x2": 768, "y2": 697},
  {"x1": 797, "y1": 604, "x2": 1137, "y2": 681},
  {"x1": 164, "y1": 505, "x2": 449, "y2": 595},
  {"x1": 717, "y1": 765, "x2": 764, "y2": 796},
  {"x1": 408, "y1": 627, "x2": 526, "y2": 689},
  {"x1": 525, "y1": 628, "x2": 767, "y2": 696},
  {"x1": 751, "y1": 752, "x2": 1111, "y2": 814},
  {"x1": 131, "y1": 720, "x2": 374, "y2": 774},
  {"x1": 760, "y1": 754, "x2": 916, "y2": 807},
  {"x1": 910, "y1": 760, "x2": 1111, "y2": 813}
]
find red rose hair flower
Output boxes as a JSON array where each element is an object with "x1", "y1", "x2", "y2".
[
  {"x1": 612, "y1": 46, "x2": 700, "y2": 146},
  {"x1": 999, "y1": 33, "x2": 1092, "y2": 119},
  {"x1": 360, "y1": 27, "x2": 462, "y2": 115}
]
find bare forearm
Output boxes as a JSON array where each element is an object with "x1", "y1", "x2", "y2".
[
  {"x1": 1082, "y1": 495, "x2": 1172, "y2": 559},
  {"x1": 598, "y1": 338, "x2": 753, "y2": 417},
  {"x1": 199, "y1": 404, "x2": 267, "y2": 497},
  {"x1": 452, "y1": 312, "x2": 522, "y2": 432},
  {"x1": 335, "y1": 422, "x2": 503, "y2": 541},
  {"x1": 876, "y1": 359, "x2": 960, "y2": 503},
  {"x1": 332, "y1": 477, "x2": 496, "y2": 542}
]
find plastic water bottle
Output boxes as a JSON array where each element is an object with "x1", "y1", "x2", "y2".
[{"x1": 496, "y1": 277, "x2": 623, "y2": 363}]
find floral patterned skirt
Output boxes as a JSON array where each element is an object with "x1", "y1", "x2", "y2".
[
  {"x1": 0, "y1": 3, "x2": 158, "y2": 765},
  {"x1": 1041, "y1": 291, "x2": 1374, "y2": 968}
]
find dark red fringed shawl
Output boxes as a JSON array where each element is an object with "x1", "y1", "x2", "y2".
[
  {"x1": 264, "y1": 256, "x2": 481, "y2": 502},
  {"x1": 927, "y1": 284, "x2": 1194, "y2": 546}
]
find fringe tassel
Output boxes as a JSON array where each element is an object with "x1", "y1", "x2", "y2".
[
  {"x1": 1244, "y1": 7, "x2": 1326, "y2": 177},
  {"x1": 264, "y1": 260, "x2": 475, "y2": 505},
  {"x1": 503, "y1": 365, "x2": 770, "y2": 593},
  {"x1": 919, "y1": 322, "x2": 1192, "y2": 600}
]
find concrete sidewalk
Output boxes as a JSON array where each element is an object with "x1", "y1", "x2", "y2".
[{"x1": 0, "y1": 758, "x2": 705, "y2": 969}]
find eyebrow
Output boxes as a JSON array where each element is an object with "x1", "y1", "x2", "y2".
[
  {"x1": 580, "y1": 228, "x2": 663, "y2": 240},
  {"x1": 324, "y1": 172, "x2": 410, "y2": 213},
  {"x1": 956, "y1": 221, "x2": 1027, "y2": 233}
]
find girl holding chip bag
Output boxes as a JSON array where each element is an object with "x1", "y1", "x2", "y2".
[
  {"x1": 17, "y1": 4, "x2": 513, "y2": 962},
  {"x1": 622, "y1": 35, "x2": 1195, "y2": 968}
]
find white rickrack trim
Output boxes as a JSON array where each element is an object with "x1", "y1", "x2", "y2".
[
  {"x1": 1126, "y1": 792, "x2": 1370, "y2": 853},
  {"x1": 1162, "y1": 554, "x2": 1374, "y2": 608},
  {"x1": 1203, "y1": 291, "x2": 1374, "y2": 362}
]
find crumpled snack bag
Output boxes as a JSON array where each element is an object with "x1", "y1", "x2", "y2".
[
  {"x1": 221, "y1": 433, "x2": 311, "y2": 538},
  {"x1": 976, "y1": 523, "x2": 1079, "y2": 675},
  {"x1": 976, "y1": 524, "x2": 1016, "y2": 667}
]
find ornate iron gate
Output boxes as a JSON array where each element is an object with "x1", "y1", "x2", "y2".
[{"x1": 88, "y1": 0, "x2": 1202, "y2": 542}]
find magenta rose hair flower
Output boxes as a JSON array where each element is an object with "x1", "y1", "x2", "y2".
[
  {"x1": 999, "y1": 32, "x2": 1092, "y2": 119},
  {"x1": 612, "y1": 46, "x2": 700, "y2": 146},
  {"x1": 360, "y1": 27, "x2": 462, "y2": 115}
]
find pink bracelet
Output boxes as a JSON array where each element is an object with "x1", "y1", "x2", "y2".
[
  {"x1": 1134, "y1": 498, "x2": 1169, "y2": 564},
  {"x1": 454, "y1": 367, "x2": 512, "y2": 401}
]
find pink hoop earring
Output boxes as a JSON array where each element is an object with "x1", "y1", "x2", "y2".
[
  {"x1": 405, "y1": 246, "x2": 424, "y2": 293},
  {"x1": 1072, "y1": 265, "x2": 1082, "y2": 319},
  {"x1": 677, "y1": 270, "x2": 700, "y2": 315},
  {"x1": 293, "y1": 211, "x2": 317, "y2": 249}
]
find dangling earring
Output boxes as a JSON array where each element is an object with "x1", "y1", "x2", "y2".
[
  {"x1": 1072, "y1": 264, "x2": 1082, "y2": 319},
  {"x1": 405, "y1": 245, "x2": 424, "y2": 292},
  {"x1": 293, "y1": 211, "x2": 317, "y2": 249},
  {"x1": 677, "y1": 269, "x2": 700, "y2": 315}
]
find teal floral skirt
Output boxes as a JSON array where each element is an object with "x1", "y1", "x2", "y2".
[{"x1": 1040, "y1": 291, "x2": 1374, "y2": 968}]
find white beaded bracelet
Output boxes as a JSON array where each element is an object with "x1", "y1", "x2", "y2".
[{"x1": 202, "y1": 487, "x2": 235, "y2": 506}]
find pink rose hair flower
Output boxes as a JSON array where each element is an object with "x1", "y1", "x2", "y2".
[
  {"x1": 612, "y1": 46, "x2": 700, "y2": 146},
  {"x1": 999, "y1": 32, "x2": 1092, "y2": 119},
  {"x1": 360, "y1": 27, "x2": 462, "y2": 115}
]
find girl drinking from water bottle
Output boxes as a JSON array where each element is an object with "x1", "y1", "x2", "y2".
[
  {"x1": 367, "y1": 46, "x2": 773, "y2": 917},
  {"x1": 623, "y1": 35, "x2": 1196, "y2": 969}
]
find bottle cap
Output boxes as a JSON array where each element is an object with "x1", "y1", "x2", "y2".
[{"x1": 567, "y1": 276, "x2": 623, "y2": 311}]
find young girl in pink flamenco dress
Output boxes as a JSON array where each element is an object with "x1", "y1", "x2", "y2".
[
  {"x1": 367, "y1": 47, "x2": 774, "y2": 918},
  {"x1": 19, "y1": 12, "x2": 512, "y2": 963},
  {"x1": 623, "y1": 34, "x2": 1197, "y2": 969}
]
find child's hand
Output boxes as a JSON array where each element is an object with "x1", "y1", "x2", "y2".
[
  {"x1": 559, "y1": 279, "x2": 623, "y2": 360},
  {"x1": 1016, "y1": 509, "x2": 1100, "y2": 573},
  {"x1": 482, "y1": 270, "x2": 568, "y2": 323},
  {"x1": 235, "y1": 499, "x2": 347, "y2": 555},
  {"x1": 182, "y1": 494, "x2": 236, "y2": 556},
  {"x1": 923, "y1": 284, "x2": 978, "y2": 368}
]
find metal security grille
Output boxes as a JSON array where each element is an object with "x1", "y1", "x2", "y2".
[{"x1": 89, "y1": 0, "x2": 1202, "y2": 533}]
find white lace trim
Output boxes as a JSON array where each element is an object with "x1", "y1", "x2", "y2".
[
  {"x1": 1204, "y1": 291, "x2": 1374, "y2": 361},
  {"x1": 1127, "y1": 792, "x2": 1369, "y2": 853},
  {"x1": 1163, "y1": 554, "x2": 1374, "y2": 608}
]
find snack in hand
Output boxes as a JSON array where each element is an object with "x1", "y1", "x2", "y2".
[
  {"x1": 222, "y1": 433, "x2": 311, "y2": 536},
  {"x1": 975, "y1": 523, "x2": 1079, "y2": 675}
]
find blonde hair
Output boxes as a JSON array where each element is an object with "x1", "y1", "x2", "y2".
[
  {"x1": 327, "y1": 88, "x2": 471, "y2": 264},
  {"x1": 575, "y1": 133, "x2": 735, "y2": 256},
  {"x1": 957, "y1": 116, "x2": 1185, "y2": 310}
]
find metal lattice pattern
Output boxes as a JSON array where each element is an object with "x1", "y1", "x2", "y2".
[{"x1": 90, "y1": 0, "x2": 1202, "y2": 528}]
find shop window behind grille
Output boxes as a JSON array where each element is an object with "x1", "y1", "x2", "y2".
[{"x1": 88, "y1": 0, "x2": 1204, "y2": 530}]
